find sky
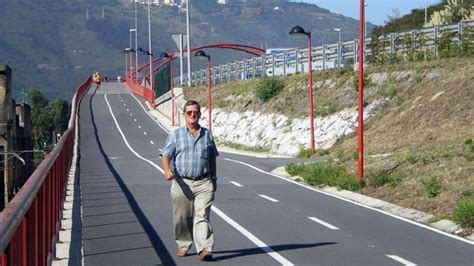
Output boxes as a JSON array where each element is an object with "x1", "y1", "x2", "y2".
[{"x1": 306, "y1": 0, "x2": 442, "y2": 25}]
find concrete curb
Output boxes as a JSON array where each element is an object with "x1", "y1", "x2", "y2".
[{"x1": 272, "y1": 166, "x2": 474, "y2": 242}]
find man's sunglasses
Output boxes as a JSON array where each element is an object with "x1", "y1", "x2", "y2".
[{"x1": 185, "y1": 111, "x2": 200, "y2": 116}]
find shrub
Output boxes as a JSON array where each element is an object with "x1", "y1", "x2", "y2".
[
  {"x1": 318, "y1": 149, "x2": 330, "y2": 156},
  {"x1": 367, "y1": 169, "x2": 403, "y2": 187},
  {"x1": 461, "y1": 189, "x2": 473, "y2": 197},
  {"x1": 421, "y1": 176, "x2": 442, "y2": 198},
  {"x1": 286, "y1": 163, "x2": 302, "y2": 176},
  {"x1": 297, "y1": 148, "x2": 312, "y2": 158},
  {"x1": 452, "y1": 200, "x2": 474, "y2": 228},
  {"x1": 290, "y1": 162, "x2": 364, "y2": 191},
  {"x1": 253, "y1": 77, "x2": 284, "y2": 102},
  {"x1": 405, "y1": 154, "x2": 419, "y2": 164}
]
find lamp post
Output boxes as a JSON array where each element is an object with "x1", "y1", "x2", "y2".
[
  {"x1": 186, "y1": 0, "x2": 192, "y2": 86},
  {"x1": 161, "y1": 52, "x2": 176, "y2": 126},
  {"x1": 334, "y1": 28, "x2": 341, "y2": 42},
  {"x1": 358, "y1": 0, "x2": 365, "y2": 180},
  {"x1": 424, "y1": 0, "x2": 427, "y2": 27},
  {"x1": 129, "y1": 28, "x2": 137, "y2": 77},
  {"x1": 289, "y1": 25, "x2": 315, "y2": 154},
  {"x1": 194, "y1": 50, "x2": 212, "y2": 131},
  {"x1": 138, "y1": 48, "x2": 153, "y2": 87},
  {"x1": 147, "y1": 0, "x2": 153, "y2": 89},
  {"x1": 124, "y1": 48, "x2": 133, "y2": 76},
  {"x1": 334, "y1": 28, "x2": 342, "y2": 68},
  {"x1": 134, "y1": 0, "x2": 138, "y2": 81}
]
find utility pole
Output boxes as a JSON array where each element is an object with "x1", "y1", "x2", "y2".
[{"x1": 186, "y1": 0, "x2": 192, "y2": 86}]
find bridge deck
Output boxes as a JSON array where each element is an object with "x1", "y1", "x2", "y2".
[{"x1": 73, "y1": 82, "x2": 473, "y2": 265}]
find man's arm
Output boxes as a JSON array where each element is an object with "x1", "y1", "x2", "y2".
[{"x1": 162, "y1": 156, "x2": 175, "y2": 180}]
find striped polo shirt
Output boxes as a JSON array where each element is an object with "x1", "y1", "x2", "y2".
[{"x1": 162, "y1": 126, "x2": 219, "y2": 178}]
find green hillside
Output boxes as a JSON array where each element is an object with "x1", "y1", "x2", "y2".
[{"x1": 0, "y1": 0, "x2": 369, "y2": 100}]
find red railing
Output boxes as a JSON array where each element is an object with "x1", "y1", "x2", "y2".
[
  {"x1": 124, "y1": 77, "x2": 155, "y2": 109},
  {"x1": 0, "y1": 76, "x2": 93, "y2": 266}
]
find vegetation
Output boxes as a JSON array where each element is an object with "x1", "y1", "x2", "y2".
[
  {"x1": 253, "y1": 77, "x2": 285, "y2": 102},
  {"x1": 452, "y1": 200, "x2": 474, "y2": 228},
  {"x1": 28, "y1": 89, "x2": 71, "y2": 152},
  {"x1": 222, "y1": 142, "x2": 271, "y2": 153},
  {"x1": 286, "y1": 162, "x2": 364, "y2": 191}
]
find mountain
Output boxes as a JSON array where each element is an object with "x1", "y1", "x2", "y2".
[{"x1": 0, "y1": 0, "x2": 372, "y2": 100}]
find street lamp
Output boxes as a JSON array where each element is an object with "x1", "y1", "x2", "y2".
[
  {"x1": 161, "y1": 52, "x2": 176, "y2": 126},
  {"x1": 334, "y1": 28, "x2": 341, "y2": 43},
  {"x1": 147, "y1": 0, "x2": 153, "y2": 90},
  {"x1": 194, "y1": 50, "x2": 212, "y2": 131},
  {"x1": 134, "y1": 0, "x2": 138, "y2": 81},
  {"x1": 138, "y1": 48, "x2": 153, "y2": 87},
  {"x1": 129, "y1": 28, "x2": 137, "y2": 77},
  {"x1": 124, "y1": 48, "x2": 133, "y2": 76},
  {"x1": 186, "y1": 0, "x2": 192, "y2": 86},
  {"x1": 357, "y1": 0, "x2": 365, "y2": 179},
  {"x1": 289, "y1": 25, "x2": 315, "y2": 154}
]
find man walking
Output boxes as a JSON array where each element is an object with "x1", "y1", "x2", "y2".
[{"x1": 161, "y1": 100, "x2": 219, "y2": 261}]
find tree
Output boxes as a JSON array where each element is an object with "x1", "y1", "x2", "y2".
[{"x1": 48, "y1": 98, "x2": 71, "y2": 134}]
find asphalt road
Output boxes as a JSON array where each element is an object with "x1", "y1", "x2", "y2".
[{"x1": 78, "y1": 83, "x2": 473, "y2": 265}]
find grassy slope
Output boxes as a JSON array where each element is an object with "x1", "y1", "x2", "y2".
[{"x1": 184, "y1": 57, "x2": 474, "y2": 219}]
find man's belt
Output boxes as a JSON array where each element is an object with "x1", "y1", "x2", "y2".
[{"x1": 181, "y1": 173, "x2": 210, "y2": 181}]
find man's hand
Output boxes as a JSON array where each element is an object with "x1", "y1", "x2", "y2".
[{"x1": 164, "y1": 170, "x2": 175, "y2": 180}]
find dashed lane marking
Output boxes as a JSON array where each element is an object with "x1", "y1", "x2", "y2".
[
  {"x1": 230, "y1": 181, "x2": 243, "y2": 187},
  {"x1": 308, "y1": 217, "x2": 340, "y2": 230},
  {"x1": 386, "y1": 255, "x2": 417, "y2": 266},
  {"x1": 259, "y1": 194, "x2": 279, "y2": 203}
]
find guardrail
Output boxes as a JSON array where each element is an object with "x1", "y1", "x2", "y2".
[
  {"x1": 182, "y1": 21, "x2": 473, "y2": 85},
  {"x1": 0, "y1": 76, "x2": 92, "y2": 266}
]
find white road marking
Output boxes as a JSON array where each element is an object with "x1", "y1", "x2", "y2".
[
  {"x1": 104, "y1": 94, "x2": 163, "y2": 173},
  {"x1": 212, "y1": 206, "x2": 293, "y2": 266},
  {"x1": 229, "y1": 181, "x2": 243, "y2": 187},
  {"x1": 222, "y1": 158, "x2": 474, "y2": 245},
  {"x1": 386, "y1": 255, "x2": 417, "y2": 266},
  {"x1": 259, "y1": 194, "x2": 279, "y2": 203},
  {"x1": 150, "y1": 140, "x2": 154, "y2": 145},
  {"x1": 105, "y1": 93, "x2": 293, "y2": 265},
  {"x1": 126, "y1": 108, "x2": 129, "y2": 112},
  {"x1": 308, "y1": 217, "x2": 340, "y2": 230},
  {"x1": 133, "y1": 118, "x2": 137, "y2": 122},
  {"x1": 138, "y1": 125, "x2": 142, "y2": 129},
  {"x1": 129, "y1": 113, "x2": 133, "y2": 116},
  {"x1": 144, "y1": 132, "x2": 147, "y2": 135}
]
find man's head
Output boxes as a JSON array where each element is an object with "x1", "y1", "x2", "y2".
[{"x1": 183, "y1": 100, "x2": 201, "y2": 126}]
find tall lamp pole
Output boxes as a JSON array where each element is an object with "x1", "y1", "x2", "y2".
[
  {"x1": 147, "y1": 0, "x2": 153, "y2": 89},
  {"x1": 129, "y1": 29, "x2": 136, "y2": 76},
  {"x1": 194, "y1": 50, "x2": 212, "y2": 131},
  {"x1": 289, "y1": 26, "x2": 315, "y2": 154},
  {"x1": 186, "y1": 0, "x2": 192, "y2": 86},
  {"x1": 161, "y1": 52, "x2": 175, "y2": 126},
  {"x1": 358, "y1": 0, "x2": 365, "y2": 180},
  {"x1": 134, "y1": 0, "x2": 138, "y2": 81}
]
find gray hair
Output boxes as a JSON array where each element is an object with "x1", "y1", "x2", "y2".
[{"x1": 183, "y1": 100, "x2": 201, "y2": 112}]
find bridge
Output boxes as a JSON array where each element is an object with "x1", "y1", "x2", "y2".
[{"x1": 0, "y1": 69, "x2": 473, "y2": 265}]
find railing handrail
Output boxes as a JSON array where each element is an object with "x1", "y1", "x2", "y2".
[
  {"x1": 182, "y1": 20, "x2": 474, "y2": 85},
  {"x1": 0, "y1": 75, "x2": 92, "y2": 253}
]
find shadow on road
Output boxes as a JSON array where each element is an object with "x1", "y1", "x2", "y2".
[
  {"x1": 212, "y1": 242, "x2": 337, "y2": 261},
  {"x1": 88, "y1": 91, "x2": 176, "y2": 265}
]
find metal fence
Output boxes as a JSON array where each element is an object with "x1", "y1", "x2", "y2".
[
  {"x1": 0, "y1": 76, "x2": 92, "y2": 266},
  {"x1": 182, "y1": 20, "x2": 474, "y2": 86}
]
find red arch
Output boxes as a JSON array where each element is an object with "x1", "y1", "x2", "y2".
[{"x1": 132, "y1": 43, "x2": 265, "y2": 80}]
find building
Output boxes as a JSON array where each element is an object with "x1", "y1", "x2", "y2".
[{"x1": 0, "y1": 65, "x2": 33, "y2": 210}]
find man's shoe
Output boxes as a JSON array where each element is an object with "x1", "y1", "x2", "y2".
[
  {"x1": 198, "y1": 250, "x2": 213, "y2": 261},
  {"x1": 176, "y1": 248, "x2": 188, "y2": 257}
]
